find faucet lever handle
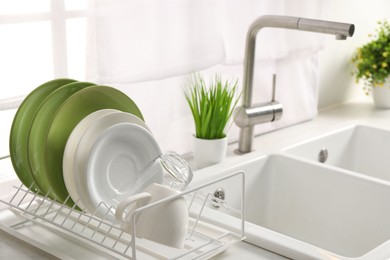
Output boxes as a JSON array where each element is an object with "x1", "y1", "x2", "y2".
[{"x1": 271, "y1": 74, "x2": 276, "y2": 102}]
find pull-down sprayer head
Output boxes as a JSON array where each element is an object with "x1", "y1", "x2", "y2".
[{"x1": 296, "y1": 17, "x2": 355, "y2": 40}]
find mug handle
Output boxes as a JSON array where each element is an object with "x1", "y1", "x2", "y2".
[{"x1": 115, "y1": 192, "x2": 152, "y2": 223}]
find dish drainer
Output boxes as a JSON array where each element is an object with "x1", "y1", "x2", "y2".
[{"x1": 0, "y1": 162, "x2": 245, "y2": 259}]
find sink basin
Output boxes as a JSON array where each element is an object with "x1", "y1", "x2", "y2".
[
  {"x1": 284, "y1": 125, "x2": 390, "y2": 182},
  {"x1": 196, "y1": 154, "x2": 390, "y2": 259}
]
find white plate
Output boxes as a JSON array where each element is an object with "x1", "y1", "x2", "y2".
[
  {"x1": 73, "y1": 115, "x2": 160, "y2": 217},
  {"x1": 87, "y1": 123, "x2": 163, "y2": 219},
  {"x1": 63, "y1": 109, "x2": 119, "y2": 209}
]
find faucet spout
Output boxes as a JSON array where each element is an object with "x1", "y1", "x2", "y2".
[
  {"x1": 235, "y1": 15, "x2": 354, "y2": 154},
  {"x1": 296, "y1": 17, "x2": 355, "y2": 39}
]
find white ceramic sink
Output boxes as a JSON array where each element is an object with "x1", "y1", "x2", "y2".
[
  {"x1": 197, "y1": 154, "x2": 390, "y2": 259},
  {"x1": 284, "y1": 124, "x2": 390, "y2": 182}
]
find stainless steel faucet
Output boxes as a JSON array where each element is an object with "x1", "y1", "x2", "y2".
[{"x1": 234, "y1": 15, "x2": 355, "y2": 154}]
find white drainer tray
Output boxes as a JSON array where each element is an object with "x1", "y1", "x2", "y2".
[{"x1": 0, "y1": 170, "x2": 245, "y2": 259}]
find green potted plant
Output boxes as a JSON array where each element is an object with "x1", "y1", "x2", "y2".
[
  {"x1": 184, "y1": 74, "x2": 239, "y2": 168},
  {"x1": 352, "y1": 20, "x2": 390, "y2": 108}
]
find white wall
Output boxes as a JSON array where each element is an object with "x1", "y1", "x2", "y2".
[{"x1": 318, "y1": 0, "x2": 390, "y2": 108}]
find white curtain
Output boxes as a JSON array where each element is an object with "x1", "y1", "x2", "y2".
[
  {"x1": 86, "y1": 0, "x2": 224, "y2": 83},
  {"x1": 0, "y1": 0, "x2": 328, "y2": 156},
  {"x1": 86, "y1": 0, "x2": 326, "y2": 82},
  {"x1": 86, "y1": 0, "x2": 327, "y2": 154}
]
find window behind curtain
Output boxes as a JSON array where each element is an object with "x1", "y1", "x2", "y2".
[
  {"x1": 0, "y1": 0, "x2": 88, "y2": 101},
  {"x1": 0, "y1": 0, "x2": 88, "y2": 161}
]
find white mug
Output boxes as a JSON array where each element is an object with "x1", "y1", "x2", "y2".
[{"x1": 115, "y1": 183, "x2": 188, "y2": 248}]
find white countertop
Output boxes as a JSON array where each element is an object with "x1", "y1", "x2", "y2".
[{"x1": 1, "y1": 97, "x2": 389, "y2": 259}]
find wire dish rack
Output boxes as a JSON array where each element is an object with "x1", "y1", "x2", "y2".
[{"x1": 0, "y1": 169, "x2": 245, "y2": 259}]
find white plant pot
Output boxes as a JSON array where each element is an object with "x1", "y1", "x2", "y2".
[
  {"x1": 372, "y1": 79, "x2": 390, "y2": 109},
  {"x1": 193, "y1": 136, "x2": 227, "y2": 169}
]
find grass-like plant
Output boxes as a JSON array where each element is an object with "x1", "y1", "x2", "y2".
[{"x1": 184, "y1": 74, "x2": 240, "y2": 140}]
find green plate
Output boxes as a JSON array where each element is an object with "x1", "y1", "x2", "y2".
[
  {"x1": 28, "y1": 81, "x2": 95, "y2": 201},
  {"x1": 44, "y1": 86, "x2": 144, "y2": 206},
  {"x1": 9, "y1": 78, "x2": 77, "y2": 192}
]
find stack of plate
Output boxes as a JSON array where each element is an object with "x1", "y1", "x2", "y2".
[{"x1": 9, "y1": 79, "x2": 163, "y2": 216}]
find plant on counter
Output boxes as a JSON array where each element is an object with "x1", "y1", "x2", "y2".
[
  {"x1": 184, "y1": 74, "x2": 240, "y2": 140},
  {"x1": 352, "y1": 19, "x2": 390, "y2": 95}
]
